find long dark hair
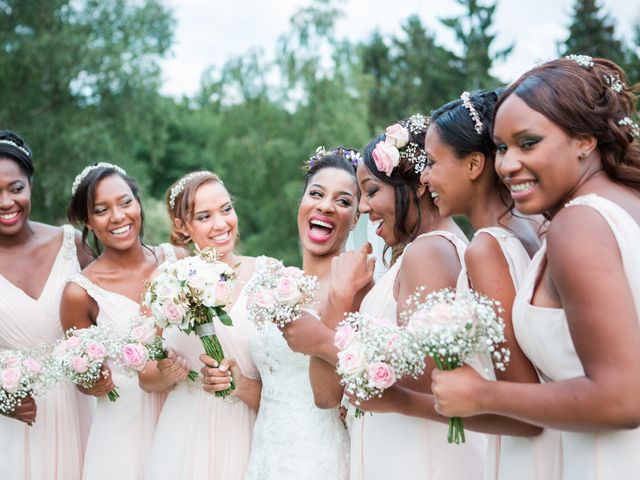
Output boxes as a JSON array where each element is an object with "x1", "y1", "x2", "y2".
[
  {"x1": 495, "y1": 57, "x2": 640, "y2": 192},
  {"x1": 67, "y1": 165, "x2": 147, "y2": 257}
]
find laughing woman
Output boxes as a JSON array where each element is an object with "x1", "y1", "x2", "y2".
[
  {"x1": 60, "y1": 163, "x2": 183, "y2": 480},
  {"x1": 0, "y1": 130, "x2": 94, "y2": 480}
]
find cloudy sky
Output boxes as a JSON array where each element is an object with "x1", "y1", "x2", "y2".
[{"x1": 159, "y1": 0, "x2": 638, "y2": 97}]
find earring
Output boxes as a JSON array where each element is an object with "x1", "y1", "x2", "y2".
[{"x1": 579, "y1": 152, "x2": 587, "y2": 159}]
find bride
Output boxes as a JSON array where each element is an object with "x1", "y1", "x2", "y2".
[{"x1": 202, "y1": 148, "x2": 360, "y2": 479}]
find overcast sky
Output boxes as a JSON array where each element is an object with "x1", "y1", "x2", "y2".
[{"x1": 159, "y1": 0, "x2": 639, "y2": 97}]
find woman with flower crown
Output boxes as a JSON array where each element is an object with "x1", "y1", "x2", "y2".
[
  {"x1": 60, "y1": 163, "x2": 187, "y2": 479},
  {"x1": 422, "y1": 89, "x2": 560, "y2": 479},
  {"x1": 282, "y1": 114, "x2": 488, "y2": 479},
  {"x1": 0, "y1": 130, "x2": 94, "y2": 479},
  {"x1": 431, "y1": 56, "x2": 640, "y2": 479},
  {"x1": 146, "y1": 171, "x2": 262, "y2": 480}
]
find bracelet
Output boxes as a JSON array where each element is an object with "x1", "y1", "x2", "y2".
[{"x1": 223, "y1": 394, "x2": 240, "y2": 404}]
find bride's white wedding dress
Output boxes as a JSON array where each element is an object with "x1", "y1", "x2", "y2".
[{"x1": 245, "y1": 318, "x2": 349, "y2": 480}]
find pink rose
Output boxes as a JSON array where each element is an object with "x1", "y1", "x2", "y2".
[
  {"x1": 163, "y1": 302, "x2": 185, "y2": 325},
  {"x1": 130, "y1": 324, "x2": 156, "y2": 344},
  {"x1": 3, "y1": 356, "x2": 20, "y2": 367},
  {"x1": 372, "y1": 141, "x2": 400, "y2": 177},
  {"x1": 0, "y1": 367, "x2": 22, "y2": 393},
  {"x1": 334, "y1": 324, "x2": 357, "y2": 350},
  {"x1": 252, "y1": 288, "x2": 275, "y2": 308},
  {"x1": 367, "y1": 362, "x2": 396, "y2": 389},
  {"x1": 337, "y1": 347, "x2": 366, "y2": 377},
  {"x1": 273, "y1": 278, "x2": 302, "y2": 305},
  {"x1": 408, "y1": 303, "x2": 452, "y2": 333},
  {"x1": 385, "y1": 124, "x2": 409, "y2": 148},
  {"x1": 121, "y1": 344, "x2": 148, "y2": 371},
  {"x1": 87, "y1": 342, "x2": 106, "y2": 360},
  {"x1": 23, "y1": 359, "x2": 43, "y2": 375},
  {"x1": 66, "y1": 336, "x2": 82, "y2": 349},
  {"x1": 215, "y1": 281, "x2": 233, "y2": 305},
  {"x1": 71, "y1": 356, "x2": 89, "y2": 374},
  {"x1": 283, "y1": 266, "x2": 303, "y2": 278}
]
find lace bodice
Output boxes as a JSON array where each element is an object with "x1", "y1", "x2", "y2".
[{"x1": 245, "y1": 320, "x2": 349, "y2": 479}]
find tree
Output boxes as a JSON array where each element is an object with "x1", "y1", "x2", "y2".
[{"x1": 440, "y1": 0, "x2": 512, "y2": 90}]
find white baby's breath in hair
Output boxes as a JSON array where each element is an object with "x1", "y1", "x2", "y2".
[
  {"x1": 71, "y1": 163, "x2": 127, "y2": 197},
  {"x1": 604, "y1": 73, "x2": 624, "y2": 93},
  {"x1": 168, "y1": 171, "x2": 216, "y2": 210},
  {"x1": 565, "y1": 54, "x2": 594, "y2": 69},
  {"x1": 460, "y1": 91, "x2": 483, "y2": 135},
  {"x1": 619, "y1": 117, "x2": 640, "y2": 141}
]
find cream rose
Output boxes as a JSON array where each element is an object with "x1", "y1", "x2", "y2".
[{"x1": 385, "y1": 123, "x2": 409, "y2": 148}]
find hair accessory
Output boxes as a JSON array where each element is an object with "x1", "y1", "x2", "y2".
[
  {"x1": 373, "y1": 114, "x2": 430, "y2": 175},
  {"x1": 169, "y1": 171, "x2": 217, "y2": 210},
  {"x1": 71, "y1": 162, "x2": 126, "y2": 197},
  {"x1": 460, "y1": 92, "x2": 483, "y2": 135},
  {"x1": 0, "y1": 139, "x2": 30, "y2": 157},
  {"x1": 565, "y1": 54, "x2": 594, "y2": 69},
  {"x1": 405, "y1": 113, "x2": 428, "y2": 136},
  {"x1": 619, "y1": 117, "x2": 640, "y2": 142},
  {"x1": 604, "y1": 73, "x2": 624, "y2": 93},
  {"x1": 306, "y1": 146, "x2": 361, "y2": 171}
]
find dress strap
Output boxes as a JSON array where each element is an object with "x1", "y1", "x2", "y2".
[
  {"x1": 61, "y1": 224, "x2": 77, "y2": 261},
  {"x1": 159, "y1": 243, "x2": 177, "y2": 263},
  {"x1": 67, "y1": 273, "x2": 101, "y2": 301},
  {"x1": 474, "y1": 226, "x2": 514, "y2": 241}
]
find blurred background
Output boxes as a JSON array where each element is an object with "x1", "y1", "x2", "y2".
[{"x1": 1, "y1": 0, "x2": 638, "y2": 265}]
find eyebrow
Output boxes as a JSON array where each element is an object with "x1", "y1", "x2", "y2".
[
  {"x1": 93, "y1": 193, "x2": 132, "y2": 205},
  {"x1": 310, "y1": 183, "x2": 354, "y2": 198}
]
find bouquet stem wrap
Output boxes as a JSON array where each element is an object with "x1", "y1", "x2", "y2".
[{"x1": 195, "y1": 322, "x2": 235, "y2": 398}]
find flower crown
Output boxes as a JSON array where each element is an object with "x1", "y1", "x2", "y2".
[
  {"x1": 168, "y1": 171, "x2": 219, "y2": 210},
  {"x1": 71, "y1": 163, "x2": 127, "y2": 196},
  {"x1": 372, "y1": 113, "x2": 429, "y2": 176},
  {"x1": 306, "y1": 146, "x2": 361, "y2": 171}
]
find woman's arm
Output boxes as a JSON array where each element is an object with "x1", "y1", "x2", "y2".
[{"x1": 200, "y1": 355, "x2": 262, "y2": 410}]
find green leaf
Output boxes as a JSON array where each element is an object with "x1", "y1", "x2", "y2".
[{"x1": 216, "y1": 309, "x2": 234, "y2": 327}]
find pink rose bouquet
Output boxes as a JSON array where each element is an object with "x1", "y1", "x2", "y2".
[
  {"x1": 0, "y1": 349, "x2": 51, "y2": 416},
  {"x1": 52, "y1": 325, "x2": 121, "y2": 401},
  {"x1": 334, "y1": 312, "x2": 426, "y2": 418},
  {"x1": 246, "y1": 257, "x2": 319, "y2": 329},
  {"x1": 144, "y1": 248, "x2": 236, "y2": 397},
  {"x1": 402, "y1": 287, "x2": 509, "y2": 444}
]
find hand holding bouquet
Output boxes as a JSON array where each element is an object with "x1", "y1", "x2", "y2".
[
  {"x1": 334, "y1": 312, "x2": 426, "y2": 418},
  {"x1": 144, "y1": 248, "x2": 236, "y2": 397},
  {"x1": 246, "y1": 257, "x2": 319, "y2": 328},
  {"x1": 403, "y1": 287, "x2": 509, "y2": 444},
  {"x1": 0, "y1": 349, "x2": 51, "y2": 419}
]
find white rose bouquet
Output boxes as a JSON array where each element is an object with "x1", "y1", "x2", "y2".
[
  {"x1": 52, "y1": 325, "x2": 121, "y2": 402},
  {"x1": 246, "y1": 257, "x2": 319, "y2": 328},
  {"x1": 403, "y1": 287, "x2": 510, "y2": 444},
  {"x1": 0, "y1": 349, "x2": 52, "y2": 417},
  {"x1": 334, "y1": 312, "x2": 426, "y2": 418},
  {"x1": 144, "y1": 248, "x2": 236, "y2": 397}
]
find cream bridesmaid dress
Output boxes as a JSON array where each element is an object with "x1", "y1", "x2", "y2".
[
  {"x1": 0, "y1": 225, "x2": 94, "y2": 480},
  {"x1": 513, "y1": 194, "x2": 640, "y2": 480},
  {"x1": 457, "y1": 227, "x2": 561, "y2": 480},
  {"x1": 67, "y1": 243, "x2": 175, "y2": 480},
  {"x1": 349, "y1": 231, "x2": 487, "y2": 480},
  {"x1": 146, "y1": 262, "x2": 260, "y2": 480}
]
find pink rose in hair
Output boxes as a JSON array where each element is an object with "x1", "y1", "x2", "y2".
[
  {"x1": 23, "y1": 359, "x2": 43, "y2": 375},
  {"x1": 372, "y1": 141, "x2": 400, "y2": 177},
  {"x1": 0, "y1": 367, "x2": 22, "y2": 393},
  {"x1": 87, "y1": 342, "x2": 106, "y2": 361},
  {"x1": 121, "y1": 344, "x2": 148, "y2": 371},
  {"x1": 334, "y1": 324, "x2": 357, "y2": 350},
  {"x1": 163, "y1": 302, "x2": 185, "y2": 325},
  {"x1": 367, "y1": 361, "x2": 396, "y2": 389},
  {"x1": 385, "y1": 124, "x2": 409, "y2": 148},
  {"x1": 71, "y1": 356, "x2": 89, "y2": 374}
]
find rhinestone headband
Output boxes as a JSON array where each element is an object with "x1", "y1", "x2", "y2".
[
  {"x1": 71, "y1": 163, "x2": 127, "y2": 196},
  {"x1": 460, "y1": 91, "x2": 483, "y2": 135},
  {"x1": 0, "y1": 139, "x2": 30, "y2": 157},
  {"x1": 169, "y1": 171, "x2": 218, "y2": 210}
]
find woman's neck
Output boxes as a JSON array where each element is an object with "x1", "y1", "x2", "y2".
[
  {"x1": 0, "y1": 220, "x2": 35, "y2": 249},
  {"x1": 100, "y1": 241, "x2": 150, "y2": 269},
  {"x1": 302, "y1": 249, "x2": 334, "y2": 281},
  {"x1": 466, "y1": 188, "x2": 510, "y2": 230}
]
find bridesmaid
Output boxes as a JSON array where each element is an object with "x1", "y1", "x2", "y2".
[
  {"x1": 60, "y1": 163, "x2": 184, "y2": 480},
  {"x1": 423, "y1": 89, "x2": 558, "y2": 479},
  {"x1": 0, "y1": 130, "x2": 94, "y2": 479},
  {"x1": 146, "y1": 171, "x2": 261, "y2": 479},
  {"x1": 431, "y1": 57, "x2": 640, "y2": 479},
  {"x1": 284, "y1": 115, "x2": 487, "y2": 479}
]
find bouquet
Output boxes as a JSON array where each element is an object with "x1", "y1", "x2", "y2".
[
  {"x1": 403, "y1": 287, "x2": 510, "y2": 444},
  {"x1": 144, "y1": 248, "x2": 236, "y2": 397},
  {"x1": 116, "y1": 315, "x2": 198, "y2": 381},
  {"x1": 53, "y1": 325, "x2": 120, "y2": 401},
  {"x1": 246, "y1": 257, "x2": 319, "y2": 328},
  {"x1": 334, "y1": 312, "x2": 426, "y2": 418},
  {"x1": 0, "y1": 349, "x2": 51, "y2": 417}
]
